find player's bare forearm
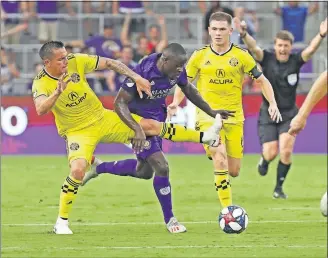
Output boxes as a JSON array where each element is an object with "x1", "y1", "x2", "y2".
[
  {"x1": 301, "y1": 34, "x2": 325, "y2": 62},
  {"x1": 172, "y1": 86, "x2": 185, "y2": 105},
  {"x1": 180, "y1": 82, "x2": 215, "y2": 118},
  {"x1": 34, "y1": 92, "x2": 60, "y2": 116},
  {"x1": 114, "y1": 88, "x2": 143, "y2": 132},
  {"x1": 242, "y1": 33, "x2": 263, "y2": 62},
  {"x1": 258, "y1": 75, "x2": 277, "y2": 104},
  {"x1": 298, "y1": 71, "x2": 327, "y2": 119},
  {"x1": 99, "y1": 57, "x2": 142, "y2": 83}
]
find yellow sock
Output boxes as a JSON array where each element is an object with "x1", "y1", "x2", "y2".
[
  {"x1": 159, "y1": 123, "x2": 203, "y2": 143},
  {"x1": 58, "y1": 176, "x2": 81, "y2": 220},
  {"x1": 214, "y1": 170, "x2": 232, "y2": 208}
]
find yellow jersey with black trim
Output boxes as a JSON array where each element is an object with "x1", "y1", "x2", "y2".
[
  {"x1": 186, "y1": 43, "x2": 262, "y2": 123},
  {"x1": 32, "y1": 53, "x2": 104, "y2": 136}
]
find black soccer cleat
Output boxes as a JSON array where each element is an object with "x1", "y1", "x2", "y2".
[
  {"x1": 273, "y1": 188, "x2": 288, "y2": 199},
  {"x1": 257, "y1": 157, "x2": 269, "y2": 176}
]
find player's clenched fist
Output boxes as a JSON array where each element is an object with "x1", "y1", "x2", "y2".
[
  {"x1": 55, "y1": 72, "x2": 72, "y2": 95},
  {"x1": 288, "y1": 114, "x2": 306, "y2": 136}
]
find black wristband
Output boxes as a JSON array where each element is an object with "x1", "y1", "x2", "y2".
[
  {"x1": 320, "y1": 33, "x2": 326, "y2": 38},
  {"x1": 240, "y1": 32, "x2": 247, "y2": 39}
]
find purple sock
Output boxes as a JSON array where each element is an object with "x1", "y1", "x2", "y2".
[
  {"x1": 96, "y1": 159, "x2": 137, "y2": 177},
  {"x1": 153, "y1": 176, "x2": 174, "y2": 224}
]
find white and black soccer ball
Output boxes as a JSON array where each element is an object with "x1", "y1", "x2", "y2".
[
  {"x1": 218, "y1": 205, "x2": 248, "y2": 234},
  {"x1": 320, "y1": 192, "x2": 327, "y2": 217}
]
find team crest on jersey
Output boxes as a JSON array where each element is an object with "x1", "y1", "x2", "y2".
[
  {"x1": 125, "y1": 78, "x2": 135, "y2": 87},
  {"x1": 71, "y1": 73, "x2": 80, "y2": 83},
  {"x1": 229, "y1": 57, "x2": 239, "y2": 67},
  {"x1": 287, "y1": 73, "x2": 297, "y2": 86},
  {"x1": 69, "y1": 142, "x2": 79, "y2": 151},
  {"x1": 216, "y1": 69, "x2": 225, "y2": 78},
  {"x1": 144, "y1": 140, "x2": 152, "y2": 150}
]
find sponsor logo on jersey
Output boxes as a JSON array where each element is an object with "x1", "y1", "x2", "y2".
[
  {"x1": 229, "y1": 57, "x2": 239, "y2": 67},
  {"x1": 216, "y1": 69, "x2": 225, "y2": 78},
  {"x1": 126, "y1": 78, "x2": 135, "y2": 87},
  {"x1": 66, "y1": 92, "x2": 87, "y2": 107},
  {"x1": 287, "y1": 73, "x2": 297, "y2": 86},
  {"x1": 69, "y1": 142, "x2": 80, "y2": 151},
  {"x1": 146, "y1": 88, "x2": 171, "y2": 99},
  {"x1": 71, "y1": 73, "x2": 80, "y2": 83},
  {"x1": 204, "y1": 60, "x2": 211, "y2": 65},
  {"x1": 209, "y1": 79, "x2": 233, "y2": 84}
]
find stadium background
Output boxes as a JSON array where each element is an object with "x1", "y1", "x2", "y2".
[{"x1": 1, "y1": 1, "x2": 327, "y2": 155}]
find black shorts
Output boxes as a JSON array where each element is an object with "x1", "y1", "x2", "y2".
[{"x1": 257, "y1": 105, "x2": 298, "y2": 145}]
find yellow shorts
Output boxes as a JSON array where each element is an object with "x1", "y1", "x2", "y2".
[
  {"x1": 63, "y1": 110, "x2": 142, "y2": 165},
  {"x1": 196, "y1": 120, "x2": 244, "y2": 159}
]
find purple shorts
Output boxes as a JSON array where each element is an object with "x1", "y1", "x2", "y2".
[{"x1": 137, "y1": 136, "x2": 163, "y2": 160}]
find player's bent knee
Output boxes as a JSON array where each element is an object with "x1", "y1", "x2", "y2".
[
  {"x1": 156, "y1": 162, "x2": 169, "y2": 177},
  {"x1": 263, "y1": 145, "x2": 279, "y2": 161},
  {"x1": 70, "y1": 167, "x2": 85, "y2": 181},
  {"x1": 137, "y1": 170, "x2": 154, "y2": 180}
]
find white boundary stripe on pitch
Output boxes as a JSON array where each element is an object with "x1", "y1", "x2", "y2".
[
  {"x1": 2, "y1": 220, "x2": 327, "y2": 226},
  {"x1": 2, "y1": 245, "x2": 326, "y2": 251}
]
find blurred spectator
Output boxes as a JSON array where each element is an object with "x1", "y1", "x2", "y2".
[
  {"x1": 147, "y1": 16, "x2": 168, "y2": 53},
  {"x1": 82, "y1": 1, "x2": 112, "y2": 37},
  {"x1": 27, "y1": 63, "x2": 43, "y2": 94},
  {"x1": 29, "y1": 1, "x2": 76, "y2": 44},
  {"x1": 204, "y1": 2, "x2": 234, "y2": 43},
  {"x1": 179, "y1": 1, "x2": 194, "y2": 39},
  {"x1": 1, "y1": 1, "x2": 29, "y2": 44},
  {"x1": 65, "y1": 44, "x2": 74, "y2": 54},
  {"x1": 1, "y1": 47, "x2": 20, "y2": 95},
  {"x1": 69, "y1": 23, "x2": 122, "y2": 59},
  {"x1": 113, "y1": 0, "x2": 153, "y2": 38},
  {"x1": 231, "y1": 7, "x2": 258, "y2": 44},
  {"x1": 275, "y1": 1, "x2": 319, "y2": 42},
  {"x1": 120, "y1": 13, "x2": 167, "y2": 58},
  {"x1": 106, "y1": 46, "x2": 137, "y2": 92}
]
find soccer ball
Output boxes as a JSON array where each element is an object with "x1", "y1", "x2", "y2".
[
  {"x1": 320, "y1": 192, "x2": 327, "y2": 217},
  {"x1": 218, "y1": 205, "x2": 248, "y2": 234}
]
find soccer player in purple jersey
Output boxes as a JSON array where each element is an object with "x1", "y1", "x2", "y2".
[{"x1": 82, "y1": 43, "x2": 235, "y2": 233}]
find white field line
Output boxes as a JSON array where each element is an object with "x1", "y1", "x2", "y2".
[
  {"x1": 2, "y1": 220, "x2": 327, "y2": 227},
  {"x1": 2, "y1": 245, "x2": 326, "y2": 251}
]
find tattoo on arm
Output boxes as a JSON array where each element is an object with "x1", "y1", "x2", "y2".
[
  {"x1": 114, "y1": 88, "x2": 141, "y2": 131},
  {"x1": 179, "y1": 82, "x2": 215, "y2": 118},
  {"x1": 106, "y1": 59, "x2": 139, "y2": 82}
]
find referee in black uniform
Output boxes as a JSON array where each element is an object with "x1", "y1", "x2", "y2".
[{"x1": 234, "y1": 17, "x2": 327, "y2": 198}]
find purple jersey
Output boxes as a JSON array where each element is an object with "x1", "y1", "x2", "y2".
[
  {"x1": 84, "y1": 36, "x2": 122, "y2": 59},
  {"x1": 121, "y1": 53, "x2": 188, "y2": 122},
  {"x1": 2, "y1": 0, "x2": 19, "y2": 24},
  {"x1": 37, "y1": 1, "x2": 58, "y2": 21}
]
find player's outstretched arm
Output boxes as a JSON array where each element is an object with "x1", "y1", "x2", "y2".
[
  {"x1": 114, "y1": 88, "x2": 146, "y2": 154},
  {"x1": 233, "y1": 17, "x2": 264, "y2": 62},
  {"x1": 178, "y1": 82, "x2": 235, "y2": 119},
  {"x1": 97, "y1": 57, "x2": 152, "y2": 98},
  {"x1": 256, "y1": 74, "x2": 282, "y2": 123},
  {"x1": 289, "y1": 71, "x2": 327, "y2": 136},
  {"x1": 301, "y1": 18, "x2": 327, "y2": 62},
  {"x1": 34, "y1": 73, "x2": 72, "y2": 115}
]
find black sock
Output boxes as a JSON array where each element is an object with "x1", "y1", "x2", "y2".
[{"x1": 276, "y1": 160, "x2": 291, "y2": 189}]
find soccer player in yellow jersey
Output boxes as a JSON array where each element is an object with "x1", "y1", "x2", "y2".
[
  {"x1": 168, "y1": 12, "x2": 282, "y2": 208},
  {"x1": 32, "y1": 41, "x2": 228, "y2": 234}
]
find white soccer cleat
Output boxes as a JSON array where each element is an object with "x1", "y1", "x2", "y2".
[
  {"x1": 202, "y1": 114, "x2": 222, "y2": 147},
  {"x1": 53, "y1": 217, "x2": 73, "y2": 234},
  {"x1": 81, "y1": 156, "x2": 103, "y2": 186},
  {"x1": 166, "y1": 217, "x2": 187, "y2": 234}
]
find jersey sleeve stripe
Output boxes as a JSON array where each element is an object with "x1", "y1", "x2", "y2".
[
  {"x1": 247, "y1": 65, "x2": 262, "y2": 79},
  {"x1": 95, "y1": 56, "x2": 100, "y2": 70}
]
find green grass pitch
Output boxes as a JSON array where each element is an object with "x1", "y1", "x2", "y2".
[{"x1": 1, "y1": 154, "x2": 327, "y2": 257}]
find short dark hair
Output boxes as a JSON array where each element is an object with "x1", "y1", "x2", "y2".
[
  {"x1": 209, "y1": 11, "x2": 232, "y2": 26},
  {"x1": 275, "y1": 30, "x2": 294, "y2": 44},
  {"x1": 162, "y1": 43, "x2": 186, "y2": 58},
  {"x1": 39, "y1": 41, "x2": 65, "y2": 60}
]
